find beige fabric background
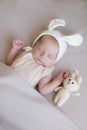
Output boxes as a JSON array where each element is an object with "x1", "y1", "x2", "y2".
[{"x1": 0, "y1": 0, "x2": 87, "y2": 130}]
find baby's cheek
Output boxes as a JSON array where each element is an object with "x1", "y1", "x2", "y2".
[{"x1": 47, "y1": 60, "x2": 54, "y2": 66}]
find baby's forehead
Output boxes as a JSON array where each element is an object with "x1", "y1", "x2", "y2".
[
  {"x1": 39, "y1": 35, "x2": 59, "y2": 48},
  {"x1": 40, "y1": 35, "x2": 57, "y2": 43}
]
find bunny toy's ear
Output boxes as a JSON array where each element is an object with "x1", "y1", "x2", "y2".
[
  {"x1": 71, "y1": 70, "x2": 77, "y2": 79},
  {"x1": 48, "y1": 19, "x2": 65, "y2": 31},
  {"x1": 76, "y1": 76, "x2": 82, "y2": 85},
  {"x1": 62, "y1": 34, "x2": 83, "y2": 46}
]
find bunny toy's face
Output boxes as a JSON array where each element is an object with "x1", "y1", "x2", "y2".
[{"x1": 63, "y1": 77, "x2": 80, "y2": 92}]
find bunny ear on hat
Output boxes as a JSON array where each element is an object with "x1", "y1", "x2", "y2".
[
  {"x1": 62, "y1": 34, "x2": 83, "y2": 46},
  {"x1": 48, "y1": 19, "x2": 65, "y2": 31}
]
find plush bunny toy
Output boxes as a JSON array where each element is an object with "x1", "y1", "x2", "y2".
[{"x1": 53, "y1": 70, "x2": 82, "y2": 107}]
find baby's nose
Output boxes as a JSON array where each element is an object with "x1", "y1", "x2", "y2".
[{"x1": 40, "y1": 52, "x2": 47, "y2": 59}]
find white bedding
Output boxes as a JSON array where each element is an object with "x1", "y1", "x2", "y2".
[
  {"x1": 0, "y1": 61, "x2": 79, "y2": 130},
  {"x1": 0, "y1": 0, "x2": 87, "y2": 130}
]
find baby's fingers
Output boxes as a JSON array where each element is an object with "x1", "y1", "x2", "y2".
[{"x1": 63, "y1": 71, "x2": 69, "y2": 79}]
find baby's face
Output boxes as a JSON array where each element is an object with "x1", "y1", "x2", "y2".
[{"x1": 32, "y1": 35, "x2": 59, "y2": 67}]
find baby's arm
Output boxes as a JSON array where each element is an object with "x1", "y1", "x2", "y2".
[
  {"x1": 6, "y1": 39, "x2": 25, "y2": 65},
  {"x1": 38, "y1": 71, "x2": 68, "y2": 95}
]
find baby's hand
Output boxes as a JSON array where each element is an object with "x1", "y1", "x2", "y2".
[
  {"x1": 12, "y1": 39, "x2": 25, "y2": 50},
  {"x1": 63, "y1": 72, "x2": 69, "y2": 79},
  {"x1": 57, "y1": 71, "x2": 69, "y2": 83}
]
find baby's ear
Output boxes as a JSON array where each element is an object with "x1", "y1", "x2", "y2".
[{"x1": 48, "y1": 19, "x2": 65, "y2": 31}]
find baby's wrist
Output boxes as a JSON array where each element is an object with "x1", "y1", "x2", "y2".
[
  {"x1": 54, "y1": 77, "x2": 63, "y2": 86},
  {"x1": 11, "y1": 47, "x2": 20, "y2": 52},
  {"x1": 57, "y1": 78, "x2": 63, "y2": 84}
]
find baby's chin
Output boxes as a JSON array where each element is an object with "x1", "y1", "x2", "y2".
[
  {"x1": 35, "y1": 59, "x2": 48, "y2": 67},
  {"x1": 34, "y1": 56, "x2": 54, "y2": 67},
  {"x1": 36, "y1": 59, "x2": 47, "y2": 67}
]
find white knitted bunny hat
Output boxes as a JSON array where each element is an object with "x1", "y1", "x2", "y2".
[{"x1": 33, "y1": 19, "x2": 83, "y2": 63}]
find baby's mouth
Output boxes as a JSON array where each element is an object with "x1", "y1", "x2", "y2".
[{"x1": 37, "y1": 59, "x2": 44, "y2": 65}]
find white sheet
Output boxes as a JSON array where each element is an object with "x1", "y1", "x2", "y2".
[
  {"x1": 0, "y1": 61, "x2": 79, "y2": 130},
  {"x1": 0, "y1": 0, "x2": 87, "y2": 130}
]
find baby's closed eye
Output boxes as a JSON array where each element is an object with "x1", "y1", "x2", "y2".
[{"x1": 48, "y1": 55, "x2": 54, "y2": 59}]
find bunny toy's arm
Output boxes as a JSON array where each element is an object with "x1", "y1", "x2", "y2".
[
  {"x1": 54, "y1": 86, "x2": 63, "y2": 92},
  {"x1": 70, "y1": 91, "x2": 80, "y2": 96}
]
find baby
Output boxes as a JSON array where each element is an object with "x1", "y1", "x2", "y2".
[{"x1": 6, "y1": 19, "x2": 83, "y2": 95}]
